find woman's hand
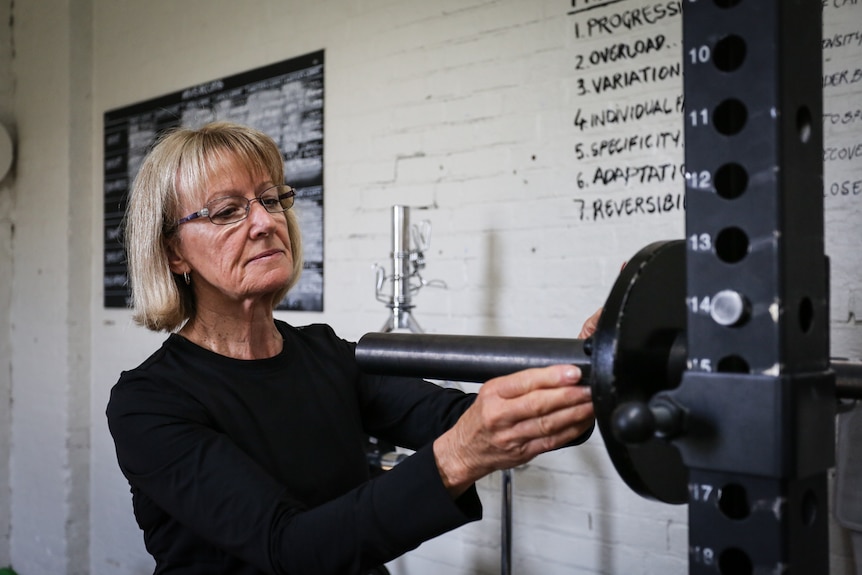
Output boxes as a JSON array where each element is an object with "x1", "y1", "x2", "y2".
[
  {"x1": 578, "y1": 307, "x2": 602, "y2": 339},
  {"x1": 433, "y1": 364, "x2": 594, "y2": 497}
]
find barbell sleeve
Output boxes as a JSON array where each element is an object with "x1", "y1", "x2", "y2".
[{"x1": 356, "y1": 332, "x2": 592, "y2": 383}]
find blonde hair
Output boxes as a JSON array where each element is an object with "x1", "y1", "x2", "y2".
[{"x1": 123, "y1": 121, "x2": 303, "y2": 332}]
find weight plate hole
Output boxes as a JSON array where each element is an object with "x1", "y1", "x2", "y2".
[
  {"x1": 713, "y1": 35, "x2": 746, "y2": 72},
  {"x1": 717, "y1": 355, "x2": 749, "y2": 373},
  {"x1": 719, "y1": 548, "x2": 753, "y2": 575},
  {"x1": 714, "y1": 99, "x2": 748, "y2": 136},
  {"x1": 714, "y1": 0, "x2": 742, "y2": 7},
  {"x1": 718, "y1": 483, "x2": 750, "y2": 520},
  {"x1": 714, "y1": 163, "x2": 748, "y2": 199},
  {"x1": 802, "y1": 489, "x2": 818, "y2": 526},
  {"x1": 797, "y1": 106, "x2": 813, "y2": 144},
  {"x1": 798, "y1": 297, "x2": 814, "y2": 334},
  {"x1": 715, "y1": 227, "x2": 749, "y2": 263}
]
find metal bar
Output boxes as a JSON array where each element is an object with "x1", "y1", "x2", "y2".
[
  {"x1": 834, "y1": 360, "x2": 862, "y2": 400},
  {"x1": 391, "y1": 205, "x2": 411, "y2": 310},
  {"x1": 501, "y1": 468, "x2": 513, "y2": 575},
  {"x1": 357, "y1": 332, "x2": 860, "y2": 400},
  {"x1": 357, "y1": 333, "x2": 592, "y2": 383}
]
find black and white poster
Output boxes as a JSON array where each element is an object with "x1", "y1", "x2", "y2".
[{"x1": 103, "y1": 50, "x2": 325, "y2": 311}]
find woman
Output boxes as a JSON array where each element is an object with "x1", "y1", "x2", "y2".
[{"x1": 107, "y1": 122, "x2": 596, "y2": 575}]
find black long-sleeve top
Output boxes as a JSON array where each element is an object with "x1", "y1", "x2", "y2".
[{"x1": 106, "y1": 321, "x2": 483, "y2": 575}]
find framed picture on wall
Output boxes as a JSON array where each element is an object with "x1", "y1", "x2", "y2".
[{"x1": 103, "y1": 50, "x2": 325, "y2": 311}]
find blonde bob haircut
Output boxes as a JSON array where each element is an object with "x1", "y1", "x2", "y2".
[{"x1": 124, "y1": 121, "x2": 303, "y2": 332}]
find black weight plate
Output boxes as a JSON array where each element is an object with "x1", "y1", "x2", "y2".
[{"x1": 591, "y1": 240, "x2": 688, "y2": 504}]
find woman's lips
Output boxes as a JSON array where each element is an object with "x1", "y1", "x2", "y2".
[{"x1": 248, "y1": 249, "x2": 282, "y2": 263}]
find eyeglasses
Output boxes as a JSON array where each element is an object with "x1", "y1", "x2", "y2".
[{"x1": 176, "y1": 184, "x2": 296, "y2": 226}]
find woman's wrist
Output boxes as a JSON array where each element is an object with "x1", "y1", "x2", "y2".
[{"x1": 432, "y1": 433, "x2": 475, "y2": 498}]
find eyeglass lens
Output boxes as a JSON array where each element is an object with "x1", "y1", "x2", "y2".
[{"x1": 207, "y1": 186, "x2": 295, "y2": 225}]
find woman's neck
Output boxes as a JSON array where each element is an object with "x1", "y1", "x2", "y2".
[{"x1": 179, "y1": 307, "x2": 283, "y2": 360}]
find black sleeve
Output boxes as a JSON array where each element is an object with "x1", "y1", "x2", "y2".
[
  {"x1": 107, "y1": 375, "x2": 481, "y2": 575},
  {"x1": 356, "y1": 372, "x2": 477, "y2": 450}
]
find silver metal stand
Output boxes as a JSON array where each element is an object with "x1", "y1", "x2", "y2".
[
  {"x1": 501, "y1": 468, "x2": 513, "y2": 575},
  {"x1": 375, "y1": 205, "x2": 513, "y2": 575},
  {"x1": 375, "y1": 205, "x2": 442, "y2": 333}
]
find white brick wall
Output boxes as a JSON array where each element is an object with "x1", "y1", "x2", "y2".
[
  {"x1": 0, "y1": 0, "x2": 14, "y2": 565},
  {"x1": 1, "y1": 0, "x2": 859, "y2": 573}
]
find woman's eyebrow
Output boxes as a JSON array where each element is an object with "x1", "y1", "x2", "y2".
[{"x1": 202, "y1": 180, "x2": 275, "y2": 201}]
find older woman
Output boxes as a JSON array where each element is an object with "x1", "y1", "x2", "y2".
[{"x1": 107, "y1": 121, "x2": 596, "y2": 575}]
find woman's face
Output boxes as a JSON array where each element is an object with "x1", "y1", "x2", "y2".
[{"x1": 168, "y1": 155, "x2": 293, "y2": 312}]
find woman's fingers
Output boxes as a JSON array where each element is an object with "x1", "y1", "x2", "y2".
[
  {"x1": 578, "y1": 307, "x2": 603, "y2": 339},
  {"x1": 485, "y1": 383, "x2": 591, "y2": 434},
  {"x1": 467, "y1": 366, "x2": 593, "y2": 459},
  {"x1": 501, "y1": 400, "x2": 594, "y2": 449},
  {"x1": 434, "y1": 364, "x2": 596, "y2": 496},
  {"x1": 488, "y1": 364, "x2": 583, "y2": 400}
]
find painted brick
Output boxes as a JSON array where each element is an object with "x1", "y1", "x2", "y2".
[{"x1": 4, "y1": 2, "x2": 852, "y2": 575}]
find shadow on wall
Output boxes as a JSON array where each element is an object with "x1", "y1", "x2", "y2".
[
  {"x1": 466, "y1": 555, "x2": 498, "y2": 575},
  {"x1": 481, "y1": 230, "x2": 500, "y2": 336}
]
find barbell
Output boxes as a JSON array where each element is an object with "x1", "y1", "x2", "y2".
[{"x1": 356, "y1": 240, "x2": 862, "y2": 504}]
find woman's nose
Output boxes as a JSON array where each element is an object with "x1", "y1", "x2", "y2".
[{"x1": 247, "y1": 199, "x2": 277, "y2": 233}]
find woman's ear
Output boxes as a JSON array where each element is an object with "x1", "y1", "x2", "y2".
[{"x1": 165, "y1": 236, "x2": 188, "y2": 275}]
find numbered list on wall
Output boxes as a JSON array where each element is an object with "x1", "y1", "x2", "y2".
[{"x1": 567, "y1": 0, "x2": 685, "y2": 223}]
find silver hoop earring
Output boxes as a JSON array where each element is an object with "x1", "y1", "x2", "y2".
[{"x1": 183, "y1": 272, "x2": 191, "y2": 285}]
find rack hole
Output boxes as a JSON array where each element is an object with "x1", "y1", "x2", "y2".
[
  {"x1": 797, "y1": 106, "x2": 813, "y2": 143},
  {"x1": 719, "y1": 548, "x2": 753, "y2": 575},
  {"x1": 714, "y1": 163, "x2": 748, "y2": 199},
  {"x1": 718, "y1": 484, "x2": 750, "y2": 520},
  {"x1": 802, "y1": 489, "x2": 818, "y2": 526},
  {"x1": 713, "y1": 35, "x2": 746, "y2": 72},
  {"x1": 717, "y1": 355, "x2": 749, "y2": 373},
  {"x1": 715, "y1": 227, "x2": 749, "y2": 263},
  {"x1": 714, "y1": 0, "x2": 742, "y2": 7},
  {"x1": 714, "y1": 99, "x2": 748, "y2": 136},
  {"x1": 798, "y1": 297, "x2": 814, "y2": 333}
]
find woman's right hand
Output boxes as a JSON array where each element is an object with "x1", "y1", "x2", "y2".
[{"x1": 432, "y1": 364, "x2": 594, "y2": 497}]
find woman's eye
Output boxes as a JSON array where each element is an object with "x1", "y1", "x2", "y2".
[
  {"x1": 217, "y1": 206, "x2": 240, "y2": 217},
  {"x1": 211, "y1": 204, "x2": 244, "y2": 220}
]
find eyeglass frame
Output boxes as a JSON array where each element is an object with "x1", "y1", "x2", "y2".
[{"x1": 175, "y1": 184, "x2": 297, "y2": 227}]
